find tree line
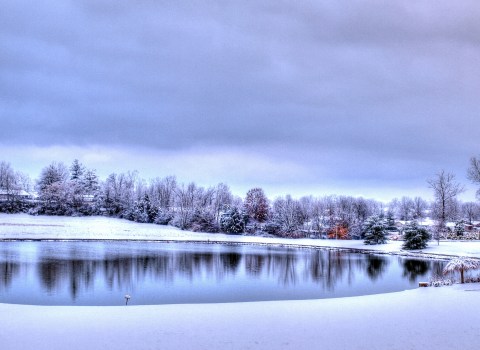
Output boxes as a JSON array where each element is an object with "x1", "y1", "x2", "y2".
[{"x1": 1, "y1": 158, "x2": 480, "y2": 239}]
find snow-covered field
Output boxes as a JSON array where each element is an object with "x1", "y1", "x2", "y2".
[{"x1": 1, "y1": 213, "x2": 480, "y2": 350}]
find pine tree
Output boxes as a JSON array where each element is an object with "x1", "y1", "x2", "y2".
[
  {"x1": 362, "y1": 216, "x2": 388, "y2": 245},
  {"x1": 220, "y1": 207, "x2": 245, "y2": 234},
  {"x1": 402, "y1": 221, "x2": 431, "y2": 250},
  {"x1": 454, "y1": 220, "x2": 465, "y2": 237},
  {"x1": 69, "y1": 159, "x2": 85, "y2": 181},
  {"x1": 385, "y1": 210, "x2": 396, "y2": 231}
]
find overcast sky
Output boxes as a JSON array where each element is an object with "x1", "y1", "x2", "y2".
[{"x1": 1, "y1": 0, "x2": 480, "y2": 201}]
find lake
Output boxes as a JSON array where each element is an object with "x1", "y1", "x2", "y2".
[{"x1": 0, "y1": 241, "x2": 445, "y2": 305}]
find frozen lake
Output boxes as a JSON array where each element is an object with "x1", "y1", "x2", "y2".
[{"x1": 0, "y1": 241, "x2": 445, "y2": 305}]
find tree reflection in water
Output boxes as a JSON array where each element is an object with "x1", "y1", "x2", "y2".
[
  {"x1": 401, "y1": 258, "x2": 443, "y2": 282},
  {"x1": 365, "y1": 255, "x2": 389, "y2": 281},
  {"x1": 0, "y1": 242, "x2": 447, "y2": 305},
  {"x1": 0, "y1": 261, "x2": 19, "y2": 291}
]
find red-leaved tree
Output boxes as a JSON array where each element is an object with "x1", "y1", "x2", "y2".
[{"x1": 244, "y1": 188, "x2": 269, "y2": 222}]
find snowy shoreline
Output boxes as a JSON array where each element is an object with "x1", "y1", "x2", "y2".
[
  {"x1": 2, "y1": 213, "x2": 480, "y2": 260},
  {"x1": 1, "y1": 213, "x2": 480, "y2": 349}
]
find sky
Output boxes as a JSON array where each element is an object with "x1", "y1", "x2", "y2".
[{"x1": 1, "y1": 0, "x2": 480, "y2": 202}]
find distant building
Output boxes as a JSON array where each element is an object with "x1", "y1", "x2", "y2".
[{"x1": 0, "y1": 189, "x2": 37, "y2": 201}]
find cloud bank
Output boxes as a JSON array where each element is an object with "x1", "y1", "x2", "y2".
[{"x1": 1, "y1": 1, "x2": 479, "y2": 200}]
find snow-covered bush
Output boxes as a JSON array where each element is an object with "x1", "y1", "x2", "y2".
[
  {"x1": 261, "y1": 221, "x2": 282, "y2": 236},
  {"x1": 190, "y1": 209, "x2": 219, "y2": 233},
  {"x1": 402, "y1": 221, "x2": 431, "y2": 250},
  {"x1": 220, "y1": 207, "x2": 245, "y2": 234},
  {"x1": 429, "y1": 275, "x2": 453, "y2": 287},
  {"x1": 154, "y1": 209, "x2": 174, "y2": 225}
]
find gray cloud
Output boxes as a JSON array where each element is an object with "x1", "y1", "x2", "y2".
[{"x1": 1, "y1": 0, "x2": 480, "y2": 199}]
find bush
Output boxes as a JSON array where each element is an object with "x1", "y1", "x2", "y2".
[
  {"x1": 262, "y1": 221, "x2": 282, "y2": 235},
  {"x1": 154, "y1": 209, "x2": 174, "y2": 225},
  {"x1": 190, "y1": 210, "x2": 219, "y2": 233}
]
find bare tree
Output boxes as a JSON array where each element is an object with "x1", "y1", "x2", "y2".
[
  {"x1": 412, "y1": 196, "x2": 428, "y2": 220},
  {"x1": 212, "y1": 183, "x2": 233, "y2": 224},
  {"x1": 272, "y1": 195, "x2": 304, "y2": 234},
  {"x1": 173, "y1": 182, "x2": 198, "y2": 230},
  {"x1": 397, "y1": 196, "x2": 414, "y2": 221},
  {"x1": 427, "y1": 170, "x2": 464, "y2": 245},
  {"x1": 462, "y1": 202, "x2": 480, "y2": 224},
  {"x1": 467, "y1": 156, "x2": 480, "y2": 199},
  {"x1": 150, "y1": 176, "x2": 177, "y2": 210},
  {"x1": 0, "y1": 162, "x2": 21, "y2": 201}
]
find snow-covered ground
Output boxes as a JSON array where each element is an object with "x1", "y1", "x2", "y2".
[
  {"x1": 2, "y1": 213, "x2": 480, "y2": 259},
  {"x1": 1, "y1": 213, "x2": 480, "y2": 350}
]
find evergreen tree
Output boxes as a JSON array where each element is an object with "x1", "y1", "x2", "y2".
[
  {"x1": 362, "y1": 216, "x2": 388, "y2": 245},
  {"x1": 83, "y1": 169, "x2": 100, "y2": 195},
  {"x1": 454, "y1": 220, "x2": 465, "y2": 237},
  {"x1": 69, "y1": 159, "x2": 85, "y2": 181},
  {"x1": 190, "y1": 209, "x2": 219, "y2": 233},
  {"x1": 220, "y1": 207, "x2": 245, "y2": 234},
  {"x1": 402, "y1": 221, "x2": 431, "y2": 250},
  {"x1": 154, "y1": 208, "x2": 174, "y2": 225},
  {"x1": 385, "y1": 210, "x2": 396, "y2": 231}
]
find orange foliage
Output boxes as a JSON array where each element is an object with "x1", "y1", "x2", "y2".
[{"x1": 327, "y1": 225, "x2": 349, "y2": 239}]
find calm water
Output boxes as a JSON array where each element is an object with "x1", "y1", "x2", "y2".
[{"x1": 0, "y1": 241, "x2": 445, "y2": 306}]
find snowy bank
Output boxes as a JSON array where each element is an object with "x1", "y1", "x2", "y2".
[
  {"x1": 1, "y1": 283, "x2": 479, "y2": 350},
  {"x1": 2, "y1": 213, "x2": 480, "y2": 259},
  {"x1": 1, "y1": 213, "x2": 480, "y2": 350}
]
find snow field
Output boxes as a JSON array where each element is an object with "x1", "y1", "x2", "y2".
[{"x1": 1, "y1": 213, "x2": 480, "y2": 349}]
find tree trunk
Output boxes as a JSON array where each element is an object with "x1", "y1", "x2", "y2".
[{"x1": 461, "y1": 268, "x2": 464, "y2": 284}]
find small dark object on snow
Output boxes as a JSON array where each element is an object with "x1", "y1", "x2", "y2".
[{"x1": 125, "y1": 294, "x2": 131, "y2": 305}]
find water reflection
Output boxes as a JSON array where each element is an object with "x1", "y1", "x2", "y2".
[
  {"x1": 0, "y1": 242, "x2": 446, "y2": 305},
  {"x1": 365, "y1": 255, "x2": 389, "y2": 281}
]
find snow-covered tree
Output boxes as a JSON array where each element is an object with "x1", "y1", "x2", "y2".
[
  {"x1": 0, "y1": 162, "x2": 33, "y2": 213},
  {"x1": 397, "y1": 197, "x2": 414, "y2": 220},
  {"x1": 102, "y1": 171, "x2": 138, "y2": 217},
  {"x1": 385, "y1": 210, "x2": 396, "y2": 231},
  {"x1": 37, "y1": 162, "x2": 69, "y2": 193},
  {"x1": 212, "y1": 183, "x2": 233, "y2": 224},
  {"x1": 36, "y1": 162, "x2": 71, "y2": 215},
  {"x1": 402, "y1": 221, "x2": 431, "y2": 250},
  {"x1": 83, "y1": 169, "x2": 100, "y2": 195},
  {"x1": 428, "y1": 170, "x2": 464, "y2": 245},
  {"x1": 412, "y1": 196, "x2": 428, "y2": 220},
  {"x1": 126, "y1": 193, "x2": 157, "y2": 223},
  {"x1": 0, "y1": 161, "x2": 21, "y2": 201},
  {"x1": 467, "y1": 156, "x2": 480, "y2": 199},
  {"x1": 190, "y1": 209, "x2": 219, "y2": 233},
  {"x1": 172, "y1": 182, "x2": 198, "y2": 230},
  {"x1": 454, "y1": 220, "x2": 465, "y2": 237},
  {"x1": 220, "y1": 206, "x2": 245, "y2": 234},
  {"x1": 443, "y1": 257, "x2": 480, "y2": 283},
  {"x1": 69, "y1": 159, "x2": 85, "y2": 181},
  {"x1": 352, "y1": 197, "x2": 372, "y2": 223},
  {"x1": 244, "y1": 187, "x2": 269, "y2": 222},
  {"x1": 462, "y1": 202, "x2": 480, "y2": 224},
  {"x1": 272, "y1": 195, "x2": 304, "y2": 234},
  {"x1": 362, "y1": 216, "x2": 388, "y2": 245}
]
